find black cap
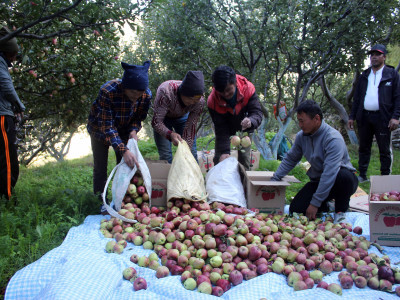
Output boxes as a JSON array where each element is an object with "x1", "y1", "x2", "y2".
[
  {"x1": 368, "y1": 44, "x2": 387, "y2": 55},
  {"x1": 179, "y1": 71, "x2": 205, "y2": 97}
]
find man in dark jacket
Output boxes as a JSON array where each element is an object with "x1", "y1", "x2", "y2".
[
  {"x1": 208, "y1": 66, "x2": 263, "y2": 170},
  {"x1": 348, "y1": 44, "x2": 400, "y2": 182},
  {"x1": 0, "y1": 27, "x2": 25, "y2": 200}
]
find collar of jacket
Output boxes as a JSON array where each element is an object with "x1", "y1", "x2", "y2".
[
  {"x1": 304, "y1": 120, "x2": 327, "y2": 138},
  {"x1": 362, "y1": 65, "x2": 395, "y2": 83},
  {"x1": 211, "y1": 74, "x2": 255, "y2": 115}
]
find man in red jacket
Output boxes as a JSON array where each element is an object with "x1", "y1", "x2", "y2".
[{"x1": 208, "y1": 66, "x2": 263, "y2": 169}]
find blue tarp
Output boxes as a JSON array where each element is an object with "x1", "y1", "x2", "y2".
[{"x1": 5, "y1": 209, "x2": 399, "y2": 300}]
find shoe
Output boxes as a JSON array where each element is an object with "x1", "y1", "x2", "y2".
[
  {"x1": 327, "y1": 200, "x2": 335, "y2": 212},
  {"x1": 334, "y1": 212, "x2": 349, "y2": 224},
  {"x1": 100, "y1": 204, "x2": 109, "y2": 215},
  {"x1": 357, "y1": 175, "x2": 369, "y2": 183}
]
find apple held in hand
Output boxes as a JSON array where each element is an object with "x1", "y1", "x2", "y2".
[
  {"x1": 240, "y1": 136, "x2": 251, "y2": 148},
  {"x1": 231, "y1": 136, "x2": 241, "y2": 147}
]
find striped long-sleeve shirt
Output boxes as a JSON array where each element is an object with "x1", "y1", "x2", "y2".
[
  {"x1": 87, "y1": 79, "x2": 152, "y2": 156},
  {"x1": 151, "y1": 80, "x2": 204, "y2": 148}
]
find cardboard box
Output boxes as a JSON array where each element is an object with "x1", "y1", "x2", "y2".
[
  {"x1": 249, "y1": 150, "x2": 260, "y2": 171},
  {"x1": 244, "y1": 170, "x2": 300, "y2": 214},
  {"x1": 197, "y1": 150, "x2": 215, "y2": 174},
  {"x1": 369, "y1": 175, "x2": 400, "y2": 246},
  {"x1": 145, "y1": 160, "x2": 171, "y2": 207},
  {"x1": 231, "y1": 149, "x2": 260, "y2": 171},
  {"x1": 349, "y1": 187, "x2": 369, "y2": 213}
]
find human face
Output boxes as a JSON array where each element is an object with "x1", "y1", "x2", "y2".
[
  {"x1": 370, "y1": 51, "x2": 385, "y2": 70},
  {"x1": 216, "y1": 83, "x2": 236, "y2": 100},
  {"x1": 181, "y1": 94, "x2": 202, "y2": 106},
  {"x1": 297, "y1": 112, "x2": 321, "y2": 135},
  {"x1": 124, "y1": 89, "x2": 144, "y2": 102}
]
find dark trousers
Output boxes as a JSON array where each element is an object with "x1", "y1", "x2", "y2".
[
  {"x1": 358, "y1": 110, "x2": 392, "y2": 176},
  {"x1": 0, "y1": 115, "x2": 19, "y2": 200},
  {"x1": 90, "y1": 136, "x2": 122, "y2": 200},
  {"x1": 289, "y1": 167, "x2": 358, "y2": 214}
]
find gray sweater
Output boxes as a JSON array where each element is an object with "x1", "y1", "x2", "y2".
[
  {"x1": 0, "y1": 55, "x2": 25, "y2": 116},
  {"x1": 272, "y1": 121, "x2": 355, "y2": 208}
]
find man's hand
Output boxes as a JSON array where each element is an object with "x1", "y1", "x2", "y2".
[
  {"x1": 123, "y1": 150, "x2": 139, "y2": 168},
  {"x1": 15, "y1": 112, "x2": 23, "y2": 123},
  {"x1": 347, "y1": 119, "x2": 354, "y2": 130},
  {"x1": 388, "y1": 118, "x2": 400, "y2": 131},
  {"x1": 306, "y1": 204, "x2": 318, "y2": 220},
  {"x1": 219, "y1": 153, "x2": 230, "y2": 162},
  {"x1": 241, "y1": 117, "x2": 252, "y2": 130},
  {"x1": 129, "y1": 130, "x2": 138, "y2": 141},
  {"x1": 170, "y1": 132, "x2": 183, "y2": 146}
]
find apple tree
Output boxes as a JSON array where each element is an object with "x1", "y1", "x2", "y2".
[
  {"x1": 1, "y1": 0, "x2": 156, "y2": 165},
  {"x1": 130, "y1": 0, "x2": 400, "y2": 159}
]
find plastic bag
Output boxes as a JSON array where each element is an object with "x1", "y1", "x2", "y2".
[
  {"x1": 273, "y1": 101, "x2": 288, "y2": 121},
  {"x1": 206, "y1": 156, "x2": 247, "y2": 207},
  {"x1": 167, "y1": 141, "x2": 207, "y2": 202},
  {"x1": 102, "y1": 138, "x2": 151, "y2": 223}
]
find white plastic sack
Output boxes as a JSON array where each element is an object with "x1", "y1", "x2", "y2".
[
  {"x1": 102, "y1": 138, "x2": 151, "y2": 223},
  {"x1": 167, "y1": 141, "x2": 207, "y2": 202},
  {"x1": 206, "y1": 156, "x2": 247, "y2": 207}
]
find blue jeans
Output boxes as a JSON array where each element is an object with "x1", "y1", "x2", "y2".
[{"x1": 154, "y1": 113, "x2": 198, "y2": 163}]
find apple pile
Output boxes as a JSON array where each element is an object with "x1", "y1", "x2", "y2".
[
  {"x1": 101, "y1": 199, "x2": 400, "y2": 296},
  {"x1": 125, "y1": 173, "x2": 149, "y2": 206},
  {"x1": 370, "y1": 190, "x2": 400, "y2": 201}
]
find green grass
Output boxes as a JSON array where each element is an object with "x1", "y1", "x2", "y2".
[{"x1": 0, "y1": 138, "x2": 399, "y2": 298}]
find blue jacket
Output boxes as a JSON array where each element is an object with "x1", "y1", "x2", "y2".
[{"x1": 0, "y1": 54, "x2": 25, "y2": 116}]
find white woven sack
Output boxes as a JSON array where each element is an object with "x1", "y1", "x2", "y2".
[
  {"x1": 206, "y1": 156, "x2": 247, "y2": 207},
  {"x1": 167, "y1": 141, "x2": 207, "y2": 202},
  {"x1": 102, "y1": 138, "x2": 151, "y2": 223}
]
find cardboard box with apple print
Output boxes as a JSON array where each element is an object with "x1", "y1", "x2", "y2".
[
  {"x1": 145, "y1": 160, "x2": 171, "y2": 207},
  {"x1": 244, "y1": 171, "x2": 300, "y2": 214},
  {"x1": 197, "y1": 150, "x2": 215, "y2": 174},
  {"x1": 230, "y1": 149, "x2": 261, "y2": 171},
  {"x1": 369, "y1": 175, "x2": 400, "y2": 246}
]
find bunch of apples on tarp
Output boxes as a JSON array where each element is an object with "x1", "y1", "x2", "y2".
[{"x1": 101, "y1": 195, "x2": 400, "y2": 297}]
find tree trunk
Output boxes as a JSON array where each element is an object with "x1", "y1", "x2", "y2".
[
  {"x1": 253, "y1": 118, "x2": 273, "y2": 160},
  {"x1": 318, "y1": 76, "x2": 358, "y2": 145}
]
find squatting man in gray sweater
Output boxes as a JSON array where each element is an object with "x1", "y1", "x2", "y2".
[{"x1": 271, "y1": 100, "x2": 358, "y2": 223}]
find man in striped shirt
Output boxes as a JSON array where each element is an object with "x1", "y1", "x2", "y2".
[
  {"x1": 87, "y1": 61, "x2": 151, "y2": 213},
  {"x1": 152, "y1": 71, "x2": 205, "y2": 163}
]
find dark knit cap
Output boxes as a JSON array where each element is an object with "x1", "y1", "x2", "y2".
[
  {"x1": 0, "y1": 26, "x2": 19, "y2": 53},
  {"x1": 121, "y1": 61, "x2": 150, "y2": 90},
  {"x1": 179, "y1": 71, "x2": 205, "y2": 97}
]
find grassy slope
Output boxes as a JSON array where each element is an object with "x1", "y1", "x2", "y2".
[{"x1": 0, "y1": 137, "x2": 399, "y2": 297}]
